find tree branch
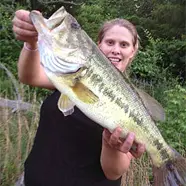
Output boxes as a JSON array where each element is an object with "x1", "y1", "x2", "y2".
[
  {"x1": 37, "y1": 0, "x2": 83, "y2": 5},
  {"x1": 0, "y1": 97, "x2": 34, "y2": 112}
]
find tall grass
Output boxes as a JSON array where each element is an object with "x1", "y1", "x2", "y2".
[
  {"x1": 0, "y1": 70, "x2": 40, "y2": 186},
  {"x1": 0, "y1": 98, "x2": 39, "y2": 186},
  {"x1": 121, "y1": 155, "x2": 152, "y2": 186}
]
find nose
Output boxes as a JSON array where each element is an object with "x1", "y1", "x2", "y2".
[{"x1": 111, "y1": 44, "x2": 121, "y2": 55}]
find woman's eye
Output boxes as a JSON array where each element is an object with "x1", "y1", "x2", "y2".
[
  {"x1": 106, "y1": 40, "x2": 114, "y2": 46},
  {"x1": 121, "y1": 42, "x2": 128, "y2": 48}
]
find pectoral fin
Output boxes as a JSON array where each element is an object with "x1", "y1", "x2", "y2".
[
  {"x1": 58, "y1": 94, "x2": 75, "y2": 116},
  {"x1": 72, "y1": 82, "x2": 99, "y2": 104},
  {"x1": 62, "y1": 67, "x2": 87, "y2": 86},
  {"x1": 62, "y1": 67, "x2": 99, "y2": 104}
]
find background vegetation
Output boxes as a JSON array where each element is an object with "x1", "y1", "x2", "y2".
[{"x1": 0, "y1": 0, "x2": 185, "y2": 185}]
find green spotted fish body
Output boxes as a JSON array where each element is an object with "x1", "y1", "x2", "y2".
[{"x1": 30, "y1": 7, "x2": 186, "y2": 186}]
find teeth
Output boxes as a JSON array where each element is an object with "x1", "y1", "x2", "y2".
[{"x1": 109, "y1": 58, "x2": 121, "y2": 62}]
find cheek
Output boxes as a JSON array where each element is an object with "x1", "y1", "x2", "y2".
[
  {"x1": 118, "y1": 62, "x2": 127, "y2": 71},
  {"x1": 99, "y1": 44, "x2": 110, "y2": 56},
  {"x1": 113, "y1": 62, "x2": 126, "y2": 72},
  {"x1": 122, "y1": 48, "x2": 134, "y2": 58}
]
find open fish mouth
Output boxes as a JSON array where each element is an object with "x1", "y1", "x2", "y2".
[
  {"x1": 43, "y1": 6, "x2": 68, "y2": 31},
  {"x1": 30, "y1": 7, "x2": 91, "y2": 74}
]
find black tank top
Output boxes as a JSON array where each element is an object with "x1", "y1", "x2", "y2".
[{"x1": 24, "y1": 90, "x2": 121, "y2": 186}]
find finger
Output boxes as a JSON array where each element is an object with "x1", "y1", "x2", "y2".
[
  {"x1": 120, "y1": 132, "x2": 135, "y2": 153},
  {"x1": 15, "y1": 10, "x2": 33, "y2": 24},
  {"x1": 16, "y1": 10, "x2": 41, "y2": 24},
  {"x1": 105, "y1": 128, "x2": 111, "y2": 137},
  {"x1": 13, "y1": 25, "x2": 38, "y2": 37},
  {"x1": 102, "y1": 128, "x2": 111, "y2": 142},
  {"x1": 109, "y1": 127, "x2": 122, "y2": 146},
  {"x1": 130, "y1": 143, "x2": 145, "y2": 158},
  {"x1": 15, "y1": 34, "x2": 38, "y2": 43},
  {"x1": 12, "y1": 17, "x2": 36, "y2": 31}
]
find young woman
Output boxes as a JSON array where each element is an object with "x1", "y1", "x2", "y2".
[{"x1": 12, "y1": 9, "x2": 145, "y2": 186}]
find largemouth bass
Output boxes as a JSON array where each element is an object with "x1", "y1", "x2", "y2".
[{"x1": 30, "y1": 7, "x2": 186, "y2": 186}]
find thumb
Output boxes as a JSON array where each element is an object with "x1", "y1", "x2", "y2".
[{"x1": 15, "y1": 10, "x2": 42, "y2": 24}]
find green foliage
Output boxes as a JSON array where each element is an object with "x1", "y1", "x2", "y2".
[
  {"x1": 130, "y1": 31, "x2": 164, "y2": 81},
  {"x1": 151, "y1": 3, "x2": 185, "y2": 39},
  {"x1": 76, "y1": 4, "x2": 106, "y2": 41},
  {"x1": 158, "y1": 85, "x2": 186, "y2": 154},
  {"x1": 134, "y1": 1, "x2": 186, "y2": 40},
  {"x1": 130, "y1": 31, "x2": 186, "y2": 82},
  {"x1": 0, "y1": 1, "x2": 27, "y2": 76},
  {"x1": 81, "y1": 0, "x2": 186, "y2": 41},
  {"x1": 0, "y1": 0, "x2": 51, "y2": 100},
  {"x1": 0, "y1": 107, "x2": 39, "y2": 186},
  {"x1": 29, "y1": 0, "x2": 83, "y2": 17},
  {"x1": 131, "y1": 49, "x2": 162, "y2": 81},
  {"x1": 0, "y1": 78, "x2": 15, "y2": 99},
  {"x1": 155, "y1": 39, "x2": 186, "y2": 82}
]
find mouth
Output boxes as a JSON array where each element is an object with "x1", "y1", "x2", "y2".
[{"x1": 108, "y1": 57, "x2": 121, "y2": 63}]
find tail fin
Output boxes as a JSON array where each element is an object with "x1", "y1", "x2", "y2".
[{"x1": 152, "y1": 150, "x2": 186, "y2": 186}]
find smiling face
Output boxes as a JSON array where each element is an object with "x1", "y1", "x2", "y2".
[{"x1": 98, "y1": 20, "x2": 138, "y2": 72}]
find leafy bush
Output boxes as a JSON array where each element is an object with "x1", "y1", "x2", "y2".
[
  {"x1": 155, "y1": 39, "x2": 186, "y2": 82},
  {"x1": 0, "y1": 2, "x2": 27, "y2": 76},
  {"x1": 130, "y1": 31, "x2": 186, "y2": 83},
  {"x1": 130, "y1": 32, "x2": 164, "y2": 81},
  {"x1": 158, "y1": 85, "x2": 186, "y2": 154},
  {"x1": 0, "y1": 1, "x2": 51, "y2": 100},
  {"x1": 76, "y1": 4, "x2": 106, "y2": 42}
]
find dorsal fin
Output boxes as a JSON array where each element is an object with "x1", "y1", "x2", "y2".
[
  {"x1": 122, "y1": 72, "x2": 166, "y2": 122},
  {"x1": 136, "y1": 88, "x2": 166, "y2": 121}
]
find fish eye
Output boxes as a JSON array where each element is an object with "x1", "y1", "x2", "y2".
[{"x1": 71, "y1": 22, "x2": 80, "y2": 29}]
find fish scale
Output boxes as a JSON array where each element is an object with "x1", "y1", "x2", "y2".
[{"x1": 80, "y1": 57, "x2": 166, "y2": 148}]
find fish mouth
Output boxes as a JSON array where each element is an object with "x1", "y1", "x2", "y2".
[
  {"x1": 30, "y1": 6, "x2": 68, "y2": 32},
  {"x1": 31, "y1": 7, "x2": 89, "y2": 74}
]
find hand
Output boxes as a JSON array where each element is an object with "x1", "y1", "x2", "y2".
[
  {"x1": 102, "y1": 127, "x2": 145, "y2": 158},
  {"x1": 12, "y1": 10, "x2": 39, "y2": 46}
]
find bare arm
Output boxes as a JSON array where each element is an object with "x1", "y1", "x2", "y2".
[
  {"x1": 18, "y1": 42, "x2": 54, "y2": 89},
  {"x1": 101, "y1": 128, "x2": 145, "y2": 180},
  {"x1": 13, "y1": 10, "x2": 54, "y2": 89}
]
